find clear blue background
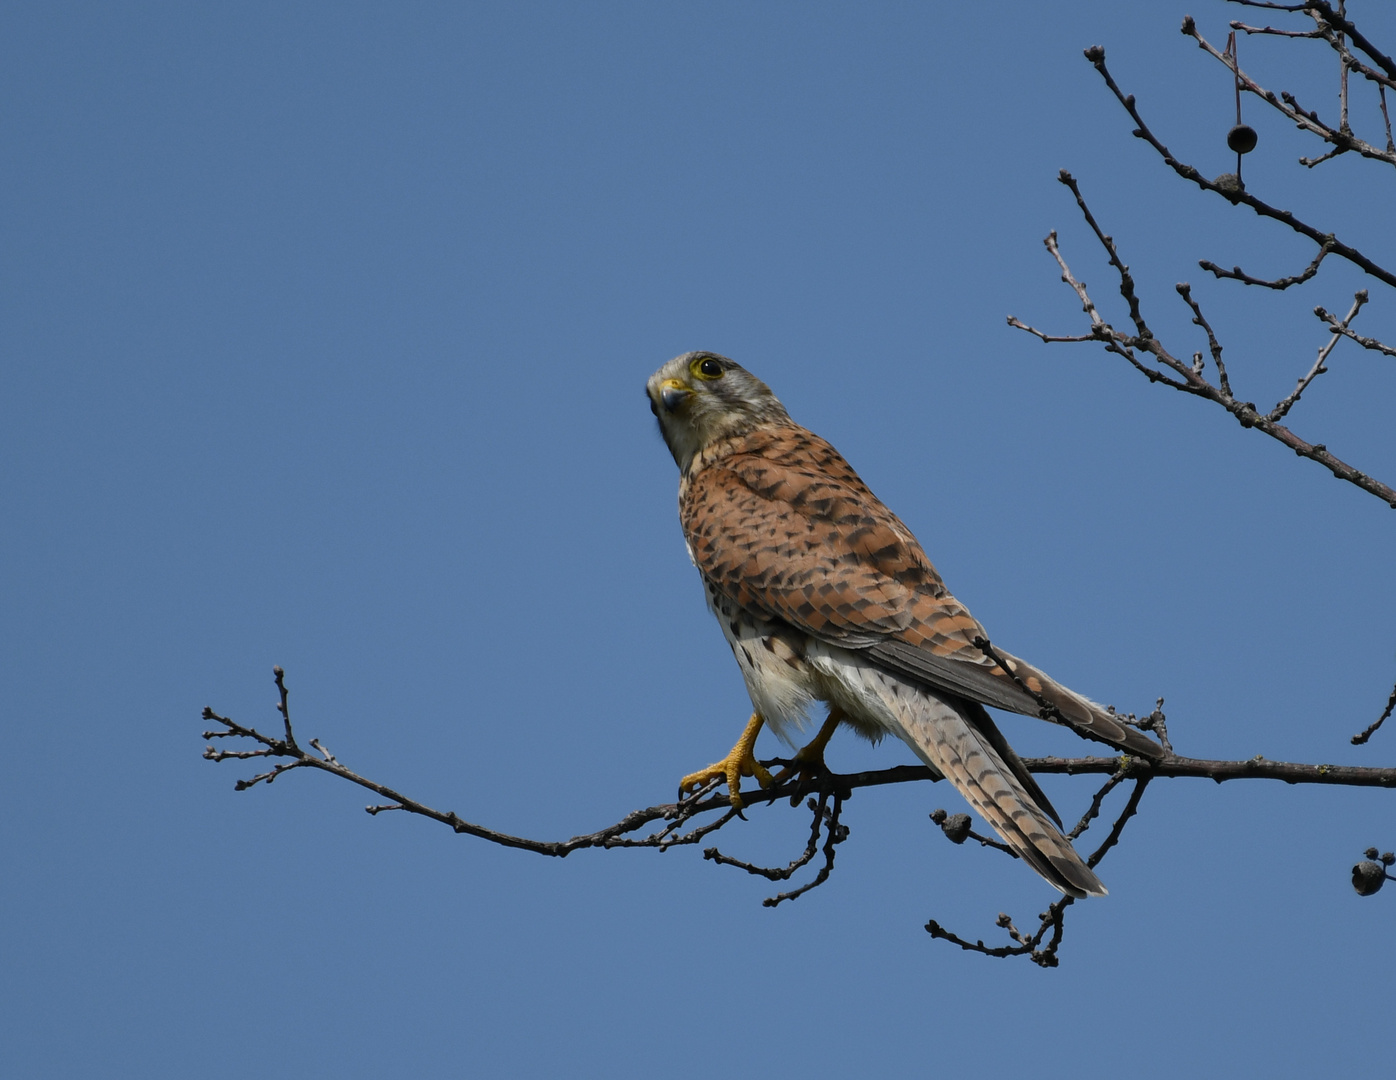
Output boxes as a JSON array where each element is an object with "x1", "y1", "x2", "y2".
[{"x1": 4, "y1": 2, "x2": 1395, "y2": 1076}]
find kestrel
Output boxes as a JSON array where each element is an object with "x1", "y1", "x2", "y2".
[{"x1": 646, "y1": 351, "x2": 1163, "y2": 898}]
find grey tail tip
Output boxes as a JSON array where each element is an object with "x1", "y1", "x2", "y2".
[
  {"x1": 1125, "y1": 728, "x2": 1166, "y2": 760},
  {"x1": 1095, "y1": 715, "x2": 1164, "y2": 760},
  {"x1": 1051, "y1": 857, "x2": 1108, "y2": 899}
]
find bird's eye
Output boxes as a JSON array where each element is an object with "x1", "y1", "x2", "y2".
[{"x1": 692, "y1": 357, "x2": 723, "y2": 380}]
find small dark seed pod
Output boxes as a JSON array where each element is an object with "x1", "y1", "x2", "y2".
[
  {"x1": 941, "y1": 813, "x2": 972, "y2": 845},
  {"x1": 1353, "y1": 860, "x2": 1386, "y2": 896},
  {"x1": 1228, "y1": 124, "x2": 1259, "y2": 154}
]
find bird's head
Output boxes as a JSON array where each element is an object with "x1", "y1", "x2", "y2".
[{"x1": 646, "y1": 351, "x2": 790, "y2": 470}]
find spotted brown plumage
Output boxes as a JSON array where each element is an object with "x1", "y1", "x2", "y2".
[{"x1": 648, "y1": 350, "x2": 1162, "y2": 898}]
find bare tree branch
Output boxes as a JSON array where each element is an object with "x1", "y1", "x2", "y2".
[
  {"x1": 1007, "y1": 227, "x2": 1193, "y2": 394},
  {"x1": 1082, "y1": 41, "x2": 1396, "y2": 287},
  {"x1": 1232, "y1": 1, "x2": 1396, "y2": 85},
  {"x1": 202, "y1": 662, "x2": 1396, "y2": 967},
  {"x1": 1190, "y1": 18, "x2": 1394, "y2": 167},
  {"x1": 203, "y1": 670, "x2": 1396, "y2": 870},
  {"x1": 1000, "y1": 7, "x2": 1396, "y2": 921},
  {"x1": 924, "y1": 774, "x2": 1152, "y2": 968},
  {"x1": 1007, "y1": 175, "x2": 1396, "y2": 509},
  {"x1": 1282, "y1": 1, "x2": 1396, "y2": 81}
]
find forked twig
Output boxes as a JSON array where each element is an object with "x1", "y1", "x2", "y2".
[{"x1": 1007, "y1": 176, "x2": 1396, "y2": 509}]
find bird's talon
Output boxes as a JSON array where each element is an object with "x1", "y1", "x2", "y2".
[
  {"x1": 771, "y1": 711, "x2": 843, "y2": 787},
  {"x1": 678, "y1": 712, "x2": 768, "y2": 809}
]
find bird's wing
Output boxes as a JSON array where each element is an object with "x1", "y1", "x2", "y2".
[
  {"x1": 869, "y1": 639, "x2": 1164, "y2": 759},
  {"x1": 680, "y1": 425, "x2": 935, "y2": 646},
  {"x1": 682, "y1": 426, "x2": 1163, "y2": 760}
]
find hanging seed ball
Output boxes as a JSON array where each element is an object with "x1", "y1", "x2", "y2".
[
  {"x1": 1352, "y1": 860, "x2": 1386, "y2": 896},
  {"x1": 1228, "y1": 124, "x2": 1259, "y2": 154}
]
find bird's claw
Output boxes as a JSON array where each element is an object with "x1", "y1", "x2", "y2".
[
  {"x1": 770, "y1": 711, "x2": 842, "y2": 788},
  {"x1": 678, "y1": 712, "x2": 771, "y2": 809}
]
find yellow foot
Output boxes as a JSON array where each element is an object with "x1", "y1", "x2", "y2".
[
  {"x1": 771, "y1": 709, "x2": 843, "y2": 786},
  {"x1": 679, "y1": 712, "x2": 773, "y2": 809}
]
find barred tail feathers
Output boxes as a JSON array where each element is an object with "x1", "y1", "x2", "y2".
[{"x1": 894, "y1": 690, "x2": 1106, "y2": 899}]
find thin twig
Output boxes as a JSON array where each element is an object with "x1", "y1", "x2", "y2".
[
  {"x1": 1057, "y1": 170, "x2": 1149, "y2": 336},
  {"x1": 1176, "y1": 283, "x2": 1232, "y2": 396},
  {"x1": 761, "y1": 792, "x2": 848, "y2": 906},
  {"x1": 1313, "y1": 304, "x2": 1396, "y2": 357},
  {"x1": 1231, "y1": 21, "x2": 1322, "y2": 39},
  {"x1": 931, "y1": 808, "x2": 1019, "y2": 856},
  {"x1": 925, "y1": 898, "x2": 1073, "y2": 968},
  {"x1": 1066, "y1": 767, "x2": 1129, "y2": 841},
  {"x1": 1133, "y1": 699, "x2": 1174, "y2": 756},
  {"x1": 1270, "y1": 290, "x2": 1366, "y2": 420},
  {"x1": 705, "y1": 792, "x2": 831, "y2": 881},
  {"x1": 1352, "y1": 680, "x2": 1396, "y2": 745},
  {"x1": 1338, "y1": 2, "x2": 1351, "y2": 135},
  {"x1": 1004, "y1": 320, "x2": 1097, "y2": 344},
  {"x1": 1084, "y1": 777, "x2": 1151, "y2": 868},
  {"x1": 1199, "y1": 239, "x2": 1334, "y2": 290},
  {"x1": 1299, "y1": 144, "x2": 1350, "y2": 168},
  {"x1": 274, "y1": 665, "x2": 295, "y2": 746},
  {"x1": 1008, "y1": 232, "x2": 1192, "y2": 394}
]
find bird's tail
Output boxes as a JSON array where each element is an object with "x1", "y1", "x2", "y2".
[
  {"x1": 893, "y1": 691, "x2": 1106, "y2": 898},
  {"x1": 998, "y1": 649, "x2": 1164, "y2": 762}
]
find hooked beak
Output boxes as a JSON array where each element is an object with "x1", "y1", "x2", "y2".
[{"x1": 659, "y1": 378, "x2": 690, "y2": 413}]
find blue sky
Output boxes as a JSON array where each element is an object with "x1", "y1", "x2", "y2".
[{"x1": 4, "y1": 2, "x2": 1396, "y2": 1077}]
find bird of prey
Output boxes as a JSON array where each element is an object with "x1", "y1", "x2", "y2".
[{"x1": 646, "y1": 351, "x2": 1163, "y2": 898}]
